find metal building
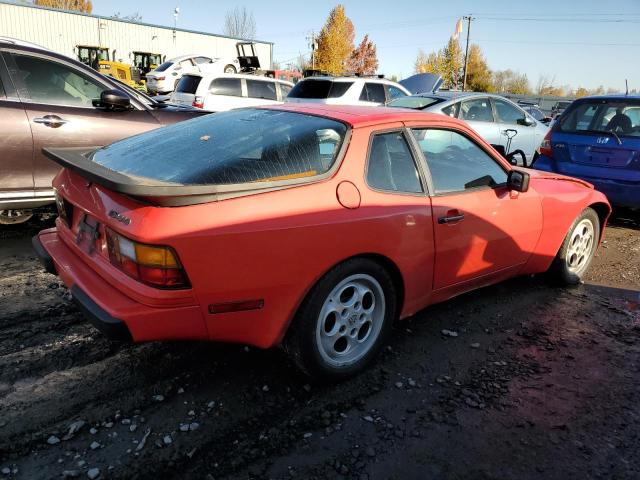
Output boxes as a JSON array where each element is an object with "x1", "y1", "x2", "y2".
[{"x1": 0, "y1": 1, "x2": 273, "y2": 68}]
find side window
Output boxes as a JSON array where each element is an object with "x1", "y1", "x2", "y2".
[
  {"x1": 386, "y1": 85, "x2": 406, "y2": 101},
  {"x1": 359, "y1": 82, "x2": 386, "y2": 103},
  {"x1": 246, "y1": 80, "x2": 277, "y2": 100},
  {"x1": 0, "y1": 75, "x2": 5, "y2": 98},
  {"x1": 459, "y1": 98, "x2": 494, "y2": 122},
  {"x1": 179, "y1": 59, "x2": 193, "y2": 69},
  {"x1": 12, "y1": 53, "x2": 105, "y2": 107},
  {"x1": 278, "y1": 82, "x2": 292, "y2": 99},
  {"x1": 494, "y1": 99, "x2": 526, "y2": 124},
  {"x1": 367, "y1": 132, "x2": 423, "y2": 194},
  {"x1": 411, "y1": 129, "x2": 507, "y2": 194},
  {"x1": 441, "y1": 102, "x2": 459, "y2": 117},
  {"x1": 210, "y1": 78, "x2": 242, "y2": 97},
  {"x1": 194, "y1": 57, "x2": 212, "y2": 65}
]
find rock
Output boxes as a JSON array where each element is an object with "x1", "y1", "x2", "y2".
[
  {"x1": 189, "y1": 422, "x2": 200, "y2": 431},
  {"x1": 163, "y1": 435, "x2": 173, "y2": 445},
  {"x1": 86, "y1": 467, "x2": 100, "y2": 479},
  {"x1": 177, "y1": 388, "x2": 185, "y2": 394},
  {"x1": 104, "y1": 422, "x2": 114, "y2": 429},
  {"x1": 62, "y1": 470, "x2": 81, "y2": 478},
  {"x1": 121, "y1": 418, "x2": 131, "y2": 425},
  {"x1": 303, "y1": 432, "x2": 312, "y2": 439},
  {"x1": 2, "y1": 467, "x2": 11, "y2": 475},
  {"x1": 152, "y1": 395, "x2": 164, "y2": 402},
  {"x1": 90, "y1": 441, "x2": 101, "y2": 450},
  {"x1": 441, "y1": 329, "x2": 459, "y2": 337},
  {"x1": 262, "y1": 385, "x2": 270, "y2": 392},
  {"x1": 408, "y1": 379, "x2": 416, "y2": 387},
  {"x1": 129, "y1": 424, "x2": 137, "y2": 433},
  {"x1": 89, "y1": 428, "x2": 98, "y2": 435},
  {"x1": 136, "y1": 429, "x2": 151, "y2": 451},
  {"x1": 470, "y1": 343, "x2": 480, "y2": 349},
  {"x1": 395, "y1": 382, "x2": 403, "y2": 389},
  {"x1": 188, "y1": 410, "x2": 195, "y2": 416},
  {"x1": 207, "y1": 401, "x2": 216, "y2": 409},
  {"x1": 47, "y1": 435, "x2": 61, "y2": 445},
  {"x1": 365, "y1": 447, "x2": 376, "y2": 458},
  {"x1": 363, "y1": 416, "x2": 374, "y2": 423},
  {"x1": 179, "y1": 424, "x2": 189, "y2": 432}
]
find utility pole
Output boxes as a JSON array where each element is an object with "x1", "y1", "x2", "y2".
[
  {"x1": 462, "y1": 15, "x2": 474, "y2": 91},
  {"x1": 306, "y1": 31, "x2": 317, "y2": 70}
]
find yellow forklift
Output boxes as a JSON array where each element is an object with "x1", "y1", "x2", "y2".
[{"x1": 75, "y1": 45, "x2": 147, "y2": 91}]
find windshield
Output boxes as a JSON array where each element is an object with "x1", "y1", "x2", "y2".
[
  {"x1": 91, "y1": 109, "x2": 348, "y2": 186},
  {"x1": 154, "y1": 61, "x2": 173, "y2": 72},
  {"x1": 288, "y1": 80, "x2": 353, "y2": 99},
  {"x1": 387, "y1": 96, "x2": 444, "y2": 110},
  {"x1": 558, "y1": 99, "x2": 640, "y2": 138}
]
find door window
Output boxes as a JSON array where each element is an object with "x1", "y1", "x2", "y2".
[
  {"x1": 210, "y1": 78, "x2": 242, "y2": 97},
  {"x1": 386, "y1": 85, "x2": 407, "y2": 101},
  {"x1": 12, "y1": 53, "x2": 105, "y2": 107},
  {"x1": 194, "y1": 57, "x2": 212, "y2": 65},
  {"x1": 459, "y1": 98, "x2": 494, "y2": 122},
  {"x1": 441, "y1": 102, "x2": 459, "y2": 117},
  {"x1": 246, "y1": 80, "x2": 277, "y2": 100},
  {"x1": 494, "y1": 99, "x2": 526, "y2": 124},
  {"x1": 411, "y1": 129, "x2": 507, "y2": 194},
  {"x1": 278, "y1": 82, "x2": 292, "y2": 99},
  {"x1": 366, "y1": 132, "x2": 423, "y2": 193},
  {"x1": 179, "y1": 59, "x2": 194, "y2": 68},
  {"x1": 359, "y1": 82, "x2": 386, "y2": 103}
]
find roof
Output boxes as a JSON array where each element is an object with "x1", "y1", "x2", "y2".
[
  {"x1": 0, "y1": 0, "x2": 273, "y2": 45},
  {"x1": 300, "y1": 76, "x2": 396, "y2": 85},
  {"x1": 572, "y1": 94, "x2": 640, "y2": 101},
  {"x1": 265, "y1": 103, "x2": 461, "y2": 128},
  {"x1": 0, "y1": 36, "x2": 47, "y2": 49}
]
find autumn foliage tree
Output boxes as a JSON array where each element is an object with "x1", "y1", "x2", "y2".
[
  {"x1": 492, "y1": 69, "x2": 531, "y2": 94},
  {"x1": 414, "y1": 37, "x2": 462, "y2": 89},
  {"x1": 347, "y1": 35, "x2": 378, "y2": 75},
  {"x1": 315, "y1": 5, "x2": 355, "y2": 75},
  {"x1": 464, "y1": 44, "x2": 493, "y2": 92},
  {"x1": 34, "y1": 0, "x2": 93, "y2": 13}
]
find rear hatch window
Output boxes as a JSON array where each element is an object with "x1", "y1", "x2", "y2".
[
  {"x1": 90, "y1": 109, "x2": 348, "y2": 186},
  {"x1": 153, "y1": 61, "x2": 173, "y2": 72},
  {"x1": 176, "y1": 75, "x2": 201, "y2": 94},
  {"x1": 288, "y1": 80, "x2": 353, "y2": 99},
  {"x1": 558, "y1": 99, "x2": 640, "y2": 139}
]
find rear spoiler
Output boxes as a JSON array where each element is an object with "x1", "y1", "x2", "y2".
[{"x1": 43, "y1": 147, "x2": 305, "y2": 207}]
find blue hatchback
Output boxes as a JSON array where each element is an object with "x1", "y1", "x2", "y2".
[{"x1": 534, "y1": 95, "x2": 640, "y2": 208}]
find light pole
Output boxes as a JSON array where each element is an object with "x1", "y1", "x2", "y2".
[{"x1": 173, "y1": 7, "x2": 180, "y2": 46}]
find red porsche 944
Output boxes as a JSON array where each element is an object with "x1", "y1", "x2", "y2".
[{"x1": 34, "y1": 105, "x2": 610, "y2": 379}]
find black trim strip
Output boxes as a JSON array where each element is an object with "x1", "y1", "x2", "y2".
[
  {"x1": 70, "y1": 285, "x2": 133, "y2": 342},
  {"x1": 31, "y1": 234, "x2": 56, "y2": 275}
]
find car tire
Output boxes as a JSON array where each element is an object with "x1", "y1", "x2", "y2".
[
  {"x1": 284, "y1": 258, "x2": 397, "y2": 381},
  {"x1": 224, "y1": 64, "x2": 237, "y2": 74},
  {"x1": 548, "y1": 207, "x2": 600, "y2": 285},
  {"x1": 0, "y1": 209, "x2": 33, "y2": 225}
]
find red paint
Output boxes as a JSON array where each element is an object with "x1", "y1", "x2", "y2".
[{"x1": 39, "y1": 105, "x2": 611, "y2": 348}]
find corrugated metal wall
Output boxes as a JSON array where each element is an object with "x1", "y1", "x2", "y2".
[{"x1": 0, "y1": 2, "x2": 272, "y2": 68}]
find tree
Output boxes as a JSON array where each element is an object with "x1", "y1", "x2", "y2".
[
  {"x1": 465, "y1": 44, "x2": 493, "y2": 92},
  {"x1": 492, "y1": 70, "x2": 531, "y2": 94},
  {"x1": 34, "y1": 0, "x2": 92, "y2": 13},
  {"x1": 574, "y1": 87, "x2": 590, "y2": 98},
  {"x1": 413, "y1": 37, "x2": 461, "y2": 89},
  {"x1": 223, "y1": 6, "x2": 256, "y2": 39},
  {"x1": 315, "y1": 5, "x2": 355, "y2": 75},
  {"x1": 346, "y1": 34, "x2": 378, "y2": 75}
]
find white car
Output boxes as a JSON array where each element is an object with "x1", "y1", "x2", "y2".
[
  {"x1": 169, "y1": 73, "x2": 294, "y2": 112},
  {"x1": 146, "y1": 54, "x2": 241, "y2": 94},
  {"x1": 286, "y1": 76, "x2": 410, "y2": 106}
]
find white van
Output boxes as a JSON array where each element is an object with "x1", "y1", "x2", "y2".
[{"x1": 169, "y1": 73, "x2": 294, "y2": 112}]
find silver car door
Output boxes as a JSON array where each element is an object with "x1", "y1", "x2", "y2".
[
  {"x1": 457, "y1": 97, "x2": 501, "y2": 148},
  {"x1": 492, "y1": 98, "x2": 536, "y2": 163}
]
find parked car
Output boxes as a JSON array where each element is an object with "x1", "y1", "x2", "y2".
[
  {"x1": 169, "y1": 73, "x2": 293, "y2": 111},
  {"x1": 387, "y1": 92, "x2": 549, "y2": 166},
  {"x1": 551, "y1": 100, "x2": 572, "y2": 119},
  {"x1": 520, "y1": 104, "x2": 552, "y2": 125},
  {"x1": 0, "y1": 37, "x2": 206, "y2": 224},
  {"x1": 533, "y1": 95, "x2": 640, "y2": 208},
  {"x1": 34, "y1": 104, "x2": 609, "y2": 379},
  {"x1": 286, "y1": 76, "x2": 410, "y2": 106},
  {"x1": 146, "y1": 54, "x2": 240, "y2": 95}
]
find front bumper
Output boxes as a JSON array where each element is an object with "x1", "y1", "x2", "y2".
[{"x1": 33, "y1": 229, "x2": 208, "y2": 342}]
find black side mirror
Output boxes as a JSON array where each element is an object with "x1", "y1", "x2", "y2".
[
  {"x1": 507, "y1": 169, "x2": 530, "y2": 192},
  {"x1": 517, "y1": 116, "x2": 535, "y2": 126},
  {"x1": 94, "y1": 89, "x2": 131, "y2": 111}
]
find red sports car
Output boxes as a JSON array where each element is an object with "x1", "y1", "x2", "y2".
[{"x1": 34, "y1": 105, "x2": 610, "y2": 379}]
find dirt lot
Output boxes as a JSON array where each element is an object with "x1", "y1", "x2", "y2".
[{"x1": 1, "y1": 211, "x2": 639, "y2": 480}]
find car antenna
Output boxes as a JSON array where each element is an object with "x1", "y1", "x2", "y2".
[{"x1": 625, "y1": 79, "x2": 629, "y2": 96}]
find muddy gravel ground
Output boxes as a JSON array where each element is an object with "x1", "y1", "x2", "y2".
[{"x1": 1, "y1": 211, "x2": 639, "y2": 480}]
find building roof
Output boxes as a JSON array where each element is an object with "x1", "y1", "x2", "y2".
[{"x1": 0, "y1": 0, "x2": 273, "y2": 45}]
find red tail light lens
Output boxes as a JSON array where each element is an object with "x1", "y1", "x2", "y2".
[
  {"x1": 539, "y1": 129, "x2": 553, "y2": 158},
  {"x1": 105, "y1": 228, "x2": 190, "y2": 289},
  {"x1": 192, "y1": 96, "x2": 204, "y2": 108}
]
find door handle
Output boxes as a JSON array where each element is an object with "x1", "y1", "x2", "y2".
[
  {"x1": 438, "y1": 212, "x2": 465, "y2": 224},
  {"x1": 33, "y1": 115, "x2": 68, "y2": 128}
]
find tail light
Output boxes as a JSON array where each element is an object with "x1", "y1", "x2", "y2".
[
  {"x1": 155, "y1": 76, "x2": 166, "y2": 81},
  {"x1": 192, "y1": 96, "x2": 204, "y2": 108},
  {"x1": 105, "y1": 228, "x2": 190, "y2": 289},
  {"x1": 539, "y1": 129, "x2": 553, "y2": 158}
]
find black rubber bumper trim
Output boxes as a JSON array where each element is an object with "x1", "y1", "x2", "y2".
[
  {"x1": 32, "y1": 234, "x2": 57, "y2": 275},
  {"x1": 71, "y1": 285, "x2": 133, "y2": 342}
]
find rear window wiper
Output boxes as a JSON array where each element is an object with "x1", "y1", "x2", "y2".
[{"x1": 582, "y1": 129, "x2": 622, "y2": 145}]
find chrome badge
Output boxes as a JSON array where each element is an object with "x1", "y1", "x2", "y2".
[{"x1": 108, "y1": 210, "x2": 131, "y2": 226}]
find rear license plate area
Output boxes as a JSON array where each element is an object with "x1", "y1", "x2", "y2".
[{"x1": 76, "y1": 213, "x2": 101, "y2": 255}]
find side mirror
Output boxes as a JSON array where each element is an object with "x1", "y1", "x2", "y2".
[
  {"x1": 94, "y1": 89, "x2": 131, "y2": 110},
  {"x1": 517, "y1": 116, "x2": 535, "y2": 127},
  {"x1": 507, "y1": 169, "x2": 530, "y2": 192}
]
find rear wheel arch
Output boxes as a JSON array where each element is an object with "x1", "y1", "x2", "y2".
[{"x1": 588, "y1": 202, "x2": 611, "y2": 242}]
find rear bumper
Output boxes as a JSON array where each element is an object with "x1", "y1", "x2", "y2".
[
  {"x1": 534, "y1": 155, "x2": 640, "y2": 208},
  {"x1": 33, "y1": 229, "x2": 209, "y2": 342}
]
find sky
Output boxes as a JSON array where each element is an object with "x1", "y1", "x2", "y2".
[{"x1": 90, "y1": 0, "x2": 640, "y2": 91}]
